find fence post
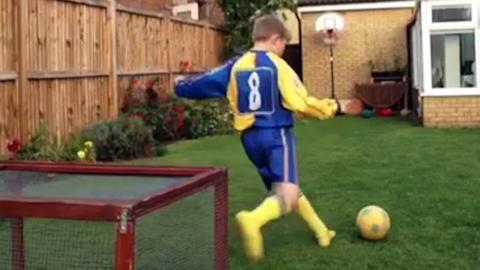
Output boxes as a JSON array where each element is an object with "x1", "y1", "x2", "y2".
[
  {"x1": 108, "y1": 0, "x2": 118, "y2": 117},
  {"x1": 16, "y1": 0, "x2": 28, "y2": 142},
  {"x1": 202, "y1": 23, "x2": 207, "y2": 70},
  {"x1": 167, "y1": 14, "x2": 173, "y2": 90}
]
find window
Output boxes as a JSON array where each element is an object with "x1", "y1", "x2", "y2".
[
  {"x1": 432, "y1": 5, "x2": 472, "y2": 23},
  {"x1": 430, "y1": 33, "x2": 476, "y2": 88}
]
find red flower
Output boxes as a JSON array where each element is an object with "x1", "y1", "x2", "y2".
[
  {"x1": 158, "y1": 93, "x2": 170, "y2": 103},
  {"x1": 145, "y1": 80, "x2": 155, "y2": 89},
  {"x1": 132, "y1": 79, "x2": 142, "y2": 89},
  {"x1": 179, "y1": 60, "x2": 193, "y2": 72},
  {"x1": 164, "y1": 116, "x2": 172, "y2": 124},
  {"x1": 176, "y1": 113, "x2": 185, "y2": 131},
  {"x1": 133, "y1": 100, "x2": 142, "y2": 107},
  {"x1": 175, "y1": 104, "x2": 185, "y2": 113},
  {"x1": 121, "y1": 99, "x2": 130, "y2": 111},
  {"x1": 7, "y1": 139, "x2": 21, "y2": 154}
]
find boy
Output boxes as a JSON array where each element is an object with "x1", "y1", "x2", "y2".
[{"x1": 175, "y1": 14, "x2": 339, "y2": 261}]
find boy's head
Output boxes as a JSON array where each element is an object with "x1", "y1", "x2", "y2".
[{"x1": 251, "y1": 13, "x2": 291, "y2": 56}]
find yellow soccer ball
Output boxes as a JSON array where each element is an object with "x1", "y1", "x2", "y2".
[{"x1": 356, "y1": 205, "x2": 391, "y2": 241}]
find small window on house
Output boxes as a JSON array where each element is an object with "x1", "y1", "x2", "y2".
[
  {"x1": 432, "y1": 5, "x2": 472, "y2": 23},
  {"x1": 430, "y1": 33, "x2": 476, "y2": 88}
]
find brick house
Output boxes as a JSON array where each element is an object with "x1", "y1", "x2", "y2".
[
  {"x1": 296, "y1": 0, "x2": 480, "y2": 127},
  {"x1": 409, "y1": 0, "x2": 480, "y2": 128}
]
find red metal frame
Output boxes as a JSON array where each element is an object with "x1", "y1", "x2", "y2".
[
  {"x1": 8, "y1": 167, "x2": 25, "y2": 270},
  {"x1": 214, "y1": 178, "x2": 229, "y2": 270},
  {"x1": 0, "y1": 161, "x2": 229, "y2": 270},
  {"x1": 116, "y1": 221, "x2": 135, "y2": 270},
  {"x1": 11, "y1": 219, "x2": 24, "y2": 270}
]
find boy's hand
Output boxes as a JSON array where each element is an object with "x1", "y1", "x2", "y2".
[{"x1": 305, "y1": 97, "x2": 337, "y2": 119}]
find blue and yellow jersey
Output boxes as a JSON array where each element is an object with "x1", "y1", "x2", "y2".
[{"x1": 175, "y1": 50, "x2": 338, "y2": 131}]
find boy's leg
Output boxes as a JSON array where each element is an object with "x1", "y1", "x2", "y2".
[
  {"x1": 269, "y1": 128, "x2": 336, "y2": 247},
  {"x1": 235, "y1": 194, "x2": 284, "y2": 261},
  {"x1": 236, "y1": 129, "x2": 285, "y2": 261},
  {"x1": 237, "y1": 128, "x2": 300, "y2": 260},
  {"x1": 296, "y1": 192, "x2": 336, "y2": 247}
]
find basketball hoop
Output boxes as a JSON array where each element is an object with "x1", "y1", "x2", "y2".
[{"x1": 315, "y1": 12, "x2": 345, "y2": 46}]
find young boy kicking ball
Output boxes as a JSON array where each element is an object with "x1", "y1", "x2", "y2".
[{"x1": 174, "y1": 13, "x2": 339, "y2": 261}]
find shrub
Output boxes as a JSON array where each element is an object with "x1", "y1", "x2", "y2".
[
  {"x1": 82, "y1": 116, "x2": 158, "y2": 162},
  {"x1": 121, "y1": 77, "x2": 233, "y2": 143},
  {"x1": 16, "y1": 125, "x2": 64, "y2": 162},
  {"x1": 14, "y1": 117, "x2": 161, "y2": 163}
]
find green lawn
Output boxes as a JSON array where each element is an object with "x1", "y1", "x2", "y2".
[{"x1": 137, "y1": 117, "x2": 480, "y2": 270}]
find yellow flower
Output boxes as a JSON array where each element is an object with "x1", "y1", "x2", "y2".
[
  {"x1": 84, "y1": 141, "x2": 94, "y2": 149},
  {"x1": 77, "y1": 150, "x2": 86, "y2": 160}
]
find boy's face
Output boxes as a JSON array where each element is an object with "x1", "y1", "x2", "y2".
[{"x1": 269, "y1": 34, "x2": 287, "y2": 56}]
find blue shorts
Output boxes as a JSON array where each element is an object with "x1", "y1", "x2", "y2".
[{"x1": 241, "y1": 127, "x2": 298, "y2": 191}]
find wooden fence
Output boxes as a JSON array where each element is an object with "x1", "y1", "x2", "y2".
[{"x1": 0, "y1": 0, "x2": 226, "y2": 155}]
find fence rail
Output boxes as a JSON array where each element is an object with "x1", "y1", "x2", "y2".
[{"x1": 0, "y1": 0, "x2": 227, "y2": 155}]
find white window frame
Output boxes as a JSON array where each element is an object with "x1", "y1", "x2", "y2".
[
  {"x1": 421, "y1": 0, "x2": 480, "y2": 96},
  {"x1": 427, "y1": 0, "x2": 477, "y2": 30}
]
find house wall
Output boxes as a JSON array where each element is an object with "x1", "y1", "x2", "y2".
[
  {"x1": 301, "y1": 8, "x2": 414, "y2": 98},
  {"x1": 423, "y1": 97, "x2": 480, "y2": 128}
]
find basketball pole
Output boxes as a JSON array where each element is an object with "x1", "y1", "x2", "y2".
[
  {"x1": 316, "y1": 13, "x2": 343, "y2": 99},
  {"x1": 329, "y1": 44, "x2": 335, "y2": 99}
]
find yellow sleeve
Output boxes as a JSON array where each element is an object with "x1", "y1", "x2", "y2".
[{"x1": 271, "y1": 54, "x2": 338, "y2": 120}]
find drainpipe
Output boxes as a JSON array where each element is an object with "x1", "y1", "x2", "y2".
[{"x1": 294, "y1": 8, "x2": 304, "y2": 81}]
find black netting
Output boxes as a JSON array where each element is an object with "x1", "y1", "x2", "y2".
[{"x1": 135, "y1": 187, "x2": 215, "y2": 270}]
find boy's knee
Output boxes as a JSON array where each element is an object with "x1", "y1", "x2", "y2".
[{"x1": 273, "y1": 182, "x2": 300, "y2": 213}]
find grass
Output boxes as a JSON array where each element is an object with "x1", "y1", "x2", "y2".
[{"x1": 135, "y1": 116, "x2": 480, "y2": 270}]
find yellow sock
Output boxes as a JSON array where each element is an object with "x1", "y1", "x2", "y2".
[
  {"x1": 249, "y1": 196, "x2": 284, "y2": 225},
  {"x1": 297, "y1": 194, "x2": 336, "y2": 247},
  {"x1": 236, "y1": 196, "x2": 283, "y2": 261}
]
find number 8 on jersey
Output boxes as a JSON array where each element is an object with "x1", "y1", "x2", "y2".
[{"x1": 236, "y1": 68, "x2": 275, "y2": 115}]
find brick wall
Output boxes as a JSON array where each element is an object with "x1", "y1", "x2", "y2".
[
  {"x1": 301, "y1": 8, "x2": 414, "y2": 98},
  {"x1": 423, "y1": 97, "x2": 480, "y2": 128}
]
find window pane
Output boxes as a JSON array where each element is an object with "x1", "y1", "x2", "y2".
[
  {"x1": 431, "y1": 33, "x2": 476, "y2": 88},
  {"x1": 432, "y1": 5, "x2": 471, "y2": 22}
]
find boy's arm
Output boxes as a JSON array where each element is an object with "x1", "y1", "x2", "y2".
[
  {"x1": 276, "y1": 61, "x2": 340, "y2": 119},
  {"x1": 174, "y1": 57, "x2": 238, "y2": 99}
]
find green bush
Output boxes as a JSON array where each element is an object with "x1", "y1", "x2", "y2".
[
  {"x1": 60, "y1": 133, "x2": 88, "y2": 161},
  {"x1": 16, "y1": 125, "x2": 64, "y2": 162},
  {"x1": 15, "y1": 117, "x2": 162, "y2": 163},
  {"x1": 82, "y1": 116, "x2": 158, "y2": 162},
  {"x1": 121, "y1": 77, "x2": 233, "y2": 143},
  {"x1": 184, "y1": 99, "x2": 234, "y2": 139}
]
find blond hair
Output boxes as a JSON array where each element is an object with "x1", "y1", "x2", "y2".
[{"x1": 251, "y1": 13, "x2": 291, "y2": 42}]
